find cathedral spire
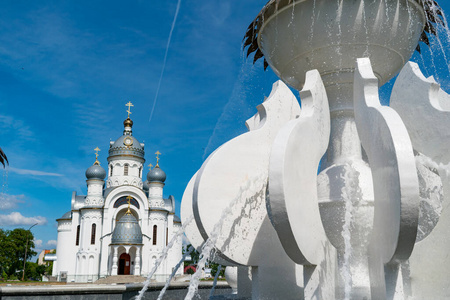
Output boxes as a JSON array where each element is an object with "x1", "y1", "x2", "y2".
[
  {"x1": 155, "y1": 151, "x2": 161, "y2": 168},
  {"x1": 94, "y1": 147, "x2": 101, "y2": 165},
  {"x1": 126, "y1": 195, "x2": 133, "y2": 214},
  {"x1": 124, "y1": 101, "x2": 134, "y2": 135},
  {"x1": 126, "y1": 101, "x2": 134, "y2": 118}
]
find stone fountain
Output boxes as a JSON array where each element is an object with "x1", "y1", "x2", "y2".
[{"x1": 182, "y1": 0, "x2": 450, "y2": 299}]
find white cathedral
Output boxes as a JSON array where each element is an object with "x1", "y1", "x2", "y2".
[{"x1": 52, "y1": 105, "x2": 183, "y2": 282}]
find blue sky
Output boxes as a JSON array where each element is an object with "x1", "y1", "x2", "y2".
[{"x1": 1, "y1": 0, "x2": 450, "y2": 256}]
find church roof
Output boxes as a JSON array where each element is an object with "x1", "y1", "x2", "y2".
[
  {"x1": 108, "y1": 117, "x2": 145, "y2": 162},
  {"x1": 147, "y1": 165, "x2": 166, "y2": 183},
  {"x1": 111, "y1": 211, "x2": 143, "y2": 245},
  {"x1": 86, "y1": 163, "x2": 106, "y2": 180},
  {"x1": 143, "y1": 180, "x2": 149, "y2": 191},
  {"x1": 57, "y1": 211, "x2": 72, "y2": 221}
]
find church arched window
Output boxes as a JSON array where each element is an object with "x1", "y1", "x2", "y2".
[
  {"x1": 76, "y1": 225, "x2": 80, "y2": 246},
  {"x1": 124, "y1": 164, "x2": 129, "y2": 176},
  {"x1": 139, "y1": 166, "x2": 142, "y2": 178},
  {"x1": 153, "y1": 225, "x2": 157, "y2": 245},
  {"x1": 110, "y1": 165, "x2": 113, "y2": 177},
  {"x1": 91, "y1": 224, "x2": 96, "y2": 245}
]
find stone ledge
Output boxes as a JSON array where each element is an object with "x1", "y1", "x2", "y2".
[{"x1": 0, "y1": 281, "x2": 230, "y2": 296}]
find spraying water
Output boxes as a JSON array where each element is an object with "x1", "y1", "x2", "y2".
[
  {"x1": 424, "y1": 2, "x2": 450, "y2": 76},
  {"x1": 135, "y1": 215, "x2": 194, "y2": 300},
  {"x1": 360, "y1": 0, "x2": 370, "y2": 58},
  {"x1": 415, "y1": 155, "x2": 450, "y2": 178},
  {"x1": 339, "y1": 162, "x2": 365, "y2": 300},
  {"x1": 184, "y1": 232, "x2": 218, "y2": 299},
  {"x1": 202, "y1": 60, "x2": 263, "y2": 160},
  {"x1": 335, "y1": 0, "x2": 344, "y2": 67},
  {"x1": 156, "y1": 246, "x2": 192, "y2": 300},
  {"x1": 1, "y1": 168, "x2": 8, "y2": 206},
  {"x1": 384, "y1": 0, "x2": 390, "y2": 19},
  {"x1": 184, "y1": 174, "x2": 267, "y2": 300},
  {"x1": 208, "y1": 265, "x2": 222, "y2": 299},
  {"x1": 149, "y1": 0, "x2": 182, "y2": 122},
  {"x1": 340, "y1": 164, "x2": 354, "y2": 300}
]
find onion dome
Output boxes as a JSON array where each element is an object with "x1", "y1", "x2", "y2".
[
  {"x1": 147, "y1": 166, "x2": 166, "y2": 183},
  {"x1": 111, "y1": 210, "x2": 143, "y2": 245},
  {"x1": 86, "y1": 147, "x2": 106, "y2": 180},
  {"x1": 143, "y1": 180, "x2": 149, "y2": 191},
  {"x1": 86, "y1": 163, "x2": 106, "y2": 180},
  {"x1": 108, "y1": 113, "x2": 145, "y2": 162}
]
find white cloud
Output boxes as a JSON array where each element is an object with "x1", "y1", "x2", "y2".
[
  {"x1": 34, "y1": 239, "x2": 43, "y2": 248},
  {"x1": 8, "y1": 167, "x2": 63, "y2": 177},
  {"x1": 0, "y1": 212, "x2": 47, "y2": 226},
  {"x1": 0, "y1": 193, "x2": 25, "y2": 210},
  {"x1": 0, "y1": 115, "x2": 35, "y2": 141},
  {"x1": 47, "y1": 240, "x2": 57, "y2": 247}
]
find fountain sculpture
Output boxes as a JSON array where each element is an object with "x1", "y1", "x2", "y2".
[{"x1": 181, "y1": 0, "x2": 450, "y2": 299}]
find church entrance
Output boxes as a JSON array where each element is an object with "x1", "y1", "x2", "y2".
[{"x1": 118, "y1": 253, "x2": 131, "y2": 275}]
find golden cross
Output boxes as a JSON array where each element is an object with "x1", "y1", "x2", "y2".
[
  {"x1": 125, "y1": 101, "x2": 134, "y2": 118},
  {"x1": 155, "y1": 151, "x2": 161, "y2": 166},
  {"x1": 148, "y1": 163, "x2": 153, "y2": 170},
  {"x1": 94, "y1": 147, "x2": 101, "y2": 164},
  {"x1": 126, "y1": 195, "x2": 133, "y2": 213}
]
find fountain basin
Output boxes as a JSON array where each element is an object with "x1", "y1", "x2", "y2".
[{"x1": 257, "y1": 0, "x2": 425, "y2": 90}]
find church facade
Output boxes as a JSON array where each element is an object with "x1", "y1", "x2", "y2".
[{"x1": 52, "y1": 109, "x2": 183, "y2": 282}]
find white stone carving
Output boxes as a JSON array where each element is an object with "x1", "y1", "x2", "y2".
[
  {"x1": 268, "y1": 70, "x2": 336, "y2": 299},
  {"x1": 390, "y1": 62, "x2": 450, "y2": 164},
  {"x1": 389, "y1": 61, "x2": 450, "y2": 299},
  {"x1": 187, "y1": 80, "x2": 304, "y2": 298},
  {"x1": 354, "y1": 58, "x2": 419, "y2": 299},
  {"x1": 57, "y1": 220, "x2": 72, "y2": 231},
  {"x1": 269, "y1": 69, "x2": 331, "y2": 265},
  {"x1": 81, "y1": 209, "x2": 102, "y2": 220},
  {"x1": 181, "y1": 172, "x2": 205, "y2": 251}
]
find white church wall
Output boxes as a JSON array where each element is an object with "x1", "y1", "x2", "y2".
[
  {"x1": 148, "y1": 183, "x2": 164, "y2": 199},
  {"x1": 74, "y1": 209, "x2": 102, "y2": 282},
  {"x1": 99, "y1": 233, "x2": 112, "y2": 277},
  {"x1": 107, "y1": 159, "x2": 144, "y2": 188},
  {"x1": 54, "y1": 220, "x2": 74, "y2": 279}
]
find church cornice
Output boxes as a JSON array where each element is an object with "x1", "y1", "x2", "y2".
[
  {"x1": 80, "y1": 207, "x2": 102, "y2": 210},
  {"x1": 150, "y1": 209, "x2": 169, "y2": 213},
  {"x1": 107, "y1": 154, "x2": 145, "y2": 163}
]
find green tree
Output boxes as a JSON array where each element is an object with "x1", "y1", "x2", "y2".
[
  {"x1": 210, "y1": 263, "x2": 225, "y2": 278},
  {"x1": 0, "y1": 228, "x2": 36, "y2": 279},
  {"x1": 44, "y1": 249, "x2": 56, "y2": 275},
  {"x1": 183, "y1": 244, "x2": 226, "y2": 278},
  {"x1": 24, "y1": 262, "x2": 46, "y2": 280},
  {"x1": 0, "y1": 229, "x2": 15, "y2": 277}
]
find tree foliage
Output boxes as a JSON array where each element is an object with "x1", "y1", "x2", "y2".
[
  {"x1": 0, "y1": 228, "x2": 37, "y2": 279},
  {"x1": 183, "y1": 244, "x2": 226, "y2": 278},
  {"x1": 24, "y1": 261, "x2": 46, "y2": 280}
]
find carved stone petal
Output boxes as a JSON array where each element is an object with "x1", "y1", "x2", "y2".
[{"x1": 268, "y1": 69, "x2": 331, "y2": 265}]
